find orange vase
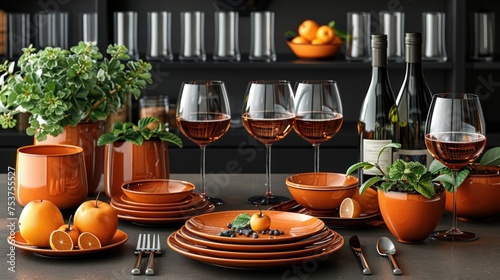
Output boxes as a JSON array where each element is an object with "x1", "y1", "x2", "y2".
[
  {"x1": 104, "y1": 140, "x2": 170, "y2": 198},
  {"x1": 445, "y1": 166, "x2": 500, "y2": 221},
  {"x1": 16, "y1": 144, "x2": 88, "y2": 209},
  {"x1": 34, "y1": 121, "x2": 105, "y2": 195},
  {"x1": 378, "y1": 190, "x2": 446, "y2": 243}
]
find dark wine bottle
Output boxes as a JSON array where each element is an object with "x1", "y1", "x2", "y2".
[
  {"x1": 396, "y1": 32, "x2": 433, "y2": 167},
  {"x1": 358, "y1": 34, "x2": 399, "y2": 184}
]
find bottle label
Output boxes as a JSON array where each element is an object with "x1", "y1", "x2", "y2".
[
  {"x1": 398, "y1": 149, "x2": 433, "y2": 168},
  {"x1": 362, "y1": 139, "x2": 392, "y2": 175}
]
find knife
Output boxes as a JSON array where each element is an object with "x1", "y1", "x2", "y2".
[{"x1": 349, "y1": 235, "x2": 372, "y2": 275}]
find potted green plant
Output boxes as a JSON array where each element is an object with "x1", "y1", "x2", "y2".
[
  {"x1": 97, "y1": 117, "x2": 183, "y2": 198},
  {"x1": 430, "y1": 147, "x2": 500, "y2": 220},
  {"x1": 346, "y1": 143, "x2": 446, "y2": 243},
  {"x1": 0, "y1": 42, "x2": 153, "y2": 193}
]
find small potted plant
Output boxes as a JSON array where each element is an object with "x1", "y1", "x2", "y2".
[
  {"x1": 430, "y1": 147, "x2": 500, "y2": 221},
  {"x1": 0, "y1": 42, "x2": 153, "y2": 193},
  {"x1": 346, "y1": 143, "x2": 446, "y2": 243},
  {"x1": 97, "y1": 117, "x2": 183, "y2": 198}
]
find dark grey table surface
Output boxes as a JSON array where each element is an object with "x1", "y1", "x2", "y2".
[{"x1": 1, "y1": 173, "x2": 499, "y2": 279}]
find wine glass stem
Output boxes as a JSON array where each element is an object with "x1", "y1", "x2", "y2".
[
  {"x1": 200, "y1": 145, "x2": 207, "y2": 198},
  {"x1": 450, "y1": 170, "x2": 462, "y2": 235},
  {"x1": 313, "y1": 144, "x2": 320, "y2": 172},
  {"x1": 265, "y1": 144, "x2": 272, "y2": 196}
]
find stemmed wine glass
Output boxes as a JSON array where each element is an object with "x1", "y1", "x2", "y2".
[
  {"x1": 425, "y1": 93, "x2": 487, "y2": 241},
  {"x1": 242, "y1": 80, "x2": 296, "y2": 205},
  {"x1": 176, "y1": 80, "x2": 231, "y2": 205},
  {"x1": 293, "y1": 80, "x2": 343, "y2": 172}
]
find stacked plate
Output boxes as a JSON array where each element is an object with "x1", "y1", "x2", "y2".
[
  {"x1": 167, "y1": 210, "x2": 344, "y2": 269},
  {"x1": 110, "y1": 193, "x2": 215, "y2": 225}
]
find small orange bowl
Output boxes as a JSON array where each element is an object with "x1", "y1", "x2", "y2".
[
  {"x1": 286, "y1": 172, "x2": 358, "y2": 212},
  {"x1": 287, "y1": 41, "x2": 341, "y2": 59},
  {"x1": 122, "y1": 179, "x2": 195, "y2": 204}
]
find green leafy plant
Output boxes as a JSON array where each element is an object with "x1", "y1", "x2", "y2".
[
  {"x1": 429, "y1": 147, "x2": 500, "y2": 192},
  {"x1": 346, "y1": 143, "x2": 441, "y2": 199},
  {"x1": 97, "y1": 117, "x2": 183, "y2": 147},
  {"x1": 0, "y1": 41, "x2": 153, "y2": 141}
]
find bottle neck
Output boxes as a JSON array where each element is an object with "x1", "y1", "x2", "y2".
[{"x1": 372, "y1": 47, "x2": 388, "y2": 67}]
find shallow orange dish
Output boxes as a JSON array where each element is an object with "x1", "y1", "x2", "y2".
[
  {"x1": 122, "y1": 179, "x2": 195, "y2": 204},
  {"x1": 287, "y1": 41, "x2": 341, "y2": 59}
]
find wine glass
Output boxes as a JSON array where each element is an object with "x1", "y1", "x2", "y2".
[
  {"x1": 242, "y1": 80, "x2": 296, "y2": 205},
  {"x1": 293, "y1": 80, "x2": 343, "y2": 172},
  {"x1": 425, "y1": 93, "x2": 487, "y2": 241},
  {"x1": 176, "y1": 80, "x2": 231, "y2": 205}
]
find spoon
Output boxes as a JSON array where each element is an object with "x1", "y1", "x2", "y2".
[{"x1": 376, "y1": 236, "x2": 402, "y2": 275}]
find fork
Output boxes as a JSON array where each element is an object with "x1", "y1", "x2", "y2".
[
  {"x1": 131, "y1": 234, "x2": 146, "y2": 275},
  {"x1": 145, "y1": 234, "x2": 161, "y2": 275}
]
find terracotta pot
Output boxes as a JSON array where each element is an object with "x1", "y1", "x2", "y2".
[
  {"x1": 104, "y1": 140, "x2": 170, "y2": 198},
  {"x1": 34, "y1": 121, "x2": 105, "y2": 195},
  {"x1": 445, "y1": 165, "x2": 500, "y2": 221},
  {"x1": 379, "y1": 191, "x2": 446, "y2": 243},
  {"x1": 16, "y1": 144, "x2": 88, "y2": 209}
]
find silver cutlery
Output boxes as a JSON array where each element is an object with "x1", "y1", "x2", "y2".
[
  {"x1": 145, "y1": 234, "x2": 161, "y2": 275},
  {"x1": 377, "y1": 236, "x2": 402, "y2": 275},
  {"x1": 131, "y1": 234, "x2": 146, "y2": 275},
  {"x1": 349, "y1": 235, "x2": 372, "y2": 275}
]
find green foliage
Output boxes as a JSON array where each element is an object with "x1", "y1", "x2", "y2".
[
  {"x1": 231, "y1": 213, "x2": 251, "y2": 230},
  {"x1": 346, "y1": 143, "x2": 439, "y2": 199},
  {"x1": 97, "y1": 117, "x2": 183, "y2": 148},
  {"x1": 0, "y1": 42, "x2": 153, "y2": 140}
]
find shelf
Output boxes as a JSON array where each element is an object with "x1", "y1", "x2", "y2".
[{"x1": 466, "y1": 61, "x2": 500, "y2": 70}]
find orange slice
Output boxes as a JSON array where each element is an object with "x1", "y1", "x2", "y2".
[
  {"x1": 78, "y1": 232, "x2": 102, "y2": 250},
  {"x1": 339, "y1": 198, "x2": 362, "y2": 218},
  {"x1": 49, "y1": 230, "x2": 74, "y2": 251}
]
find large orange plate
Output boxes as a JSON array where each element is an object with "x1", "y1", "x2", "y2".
[
  {"x1": 184, "y1": 210, "x2": 325, "y2": 244},
  {"x1": 167, "y1": 230, "x2": 344, "y2": 269}
]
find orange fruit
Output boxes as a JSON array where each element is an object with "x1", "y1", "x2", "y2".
[
  {"x1": 18, "y1": 200, "x2": 65, "y2": 248},
  {"x1": 291, "y1": 36, "x2": 309, "y2": 44},
  {"x1": 298, "y1": 20, "x2": 319, "y2": 42},
  {"x1": 74, "y1": 196, "x2": 118, "y2": 246},
  {"x1": 352, "y1": 187, "x2": 379, "y2": 214},
  {"x1": 78, "y1": 232, "x2": 102, "y2": 250},
  {"x1": 49, "y1": 230, "x2": 74, "y2": 251},
  {"x1": 332, "y1": 35, "x2": 343, "y2": 45},
  {"x1": 315, "y1": 25, "x2": 335, "y2": 44},
  {"x1": 57, "y1": 215, "x2": 81, "y2": 246},
  {"x1": 339, "y1": 198, "x2": 362, "y2": 218},
  {"x1": 311, "y1": 38, "x2": 324, "y2": 45}
]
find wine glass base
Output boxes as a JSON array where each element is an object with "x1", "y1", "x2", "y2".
[
  {"x1": 431, "y1": 230, "x2": 478, "y2": 242},
  {"x1": 206, "y1": 196, "x2": 224, "y2": 206},
  {"x1": 248, "y1": 195, "x2": 290, "y2": 205}
]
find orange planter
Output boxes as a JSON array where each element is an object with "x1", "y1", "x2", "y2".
[
  {"x1": 445, "y1": 167, "x2": 500, "y2": 221},
  {"x1": 104, "y1": 140, "x2": 170, "y2": 198},
  {"x1": 16, "y1": 144, "x2": 88, "y2": 209},
  {"x1": 34, "y1": 121, "x2": 105, "y2": 195},
  {"x1": 379, "y1": 190, "x2": 446, "y2": 243}
]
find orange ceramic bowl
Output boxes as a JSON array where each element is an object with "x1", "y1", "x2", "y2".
[
  {"x1": 445, "y1": 165, "x2": 500, "y2": 220},
  {"x1": 15, "y1": 144, "x2": 88, "y2": 209},
  {"x1": 286, "y1": 172, "x2": 358, "y2": 212},
  {"x1": 287, "y1": 41, "x2": 341, "y2": 59},
  {"x1": 122, "y1": 179, "x2": 195, "y2": 204}
]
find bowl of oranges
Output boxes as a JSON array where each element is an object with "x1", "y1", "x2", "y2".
[{"x1": 286, "y1": 20, "x2": 344, "y2": 59}]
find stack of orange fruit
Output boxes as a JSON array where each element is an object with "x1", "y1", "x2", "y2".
[{"x1": 291, "y1": 20, "x2": 342, "y2": 45}]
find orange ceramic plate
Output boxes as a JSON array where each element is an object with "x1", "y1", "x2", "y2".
[
  {"x1": 119, "y1": 192, "x2": 196, "y2": 208},
  {"x1": 179, "y1": 226, "x2": 330, "y2": 252},
  {"x1": 269, "y1": 200, "x2": 381, "y2": 229},
  {"x1": 174, "y1": 229, "x2": 337, "y2": 259},
  {"x1": 111, "y1": 199, "x2": 210, "y2": 218},
  {"x1": 7, "y1": 230, "x2": 128, "y2": 257},
  {"x1": 117, "y1": 203, "x2": 215, "y2": 224},
  {"x1": 167, "y1": 231, "x2": 344, "y2": 269},
  {"x1": 184, "y1": 210, "x2": 325, "y2": 244}
]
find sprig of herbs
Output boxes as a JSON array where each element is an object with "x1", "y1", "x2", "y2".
[{"x1": 97, "y1": 117, "x2": 183, "y2": 147}]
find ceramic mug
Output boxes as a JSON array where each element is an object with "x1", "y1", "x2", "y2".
[{"x1": 15, "y1": 144, "x2": 88, "y2": 209}]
